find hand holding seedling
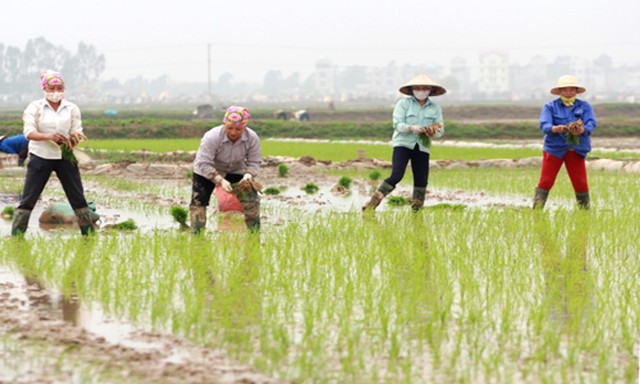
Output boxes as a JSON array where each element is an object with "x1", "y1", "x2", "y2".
[{"x1": 566, "y1": 119, "x2": 584, "y2": 135}]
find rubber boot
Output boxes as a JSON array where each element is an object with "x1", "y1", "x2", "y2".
[
  {"x1": 576, "y1": 192, "x2": 590, "y2": 210},
  {"x1": 411, "y1": 187, "x2": 427, "y2": 212},
  {"x1": 190, "y1": 206, "x2": 207, "y2": 234},
  {"x1": 362, "y1": 181, "x2": 394, "y2": 211},
  {"x1": 11, "y1": 209, "x2": 32, "y2": 236},
  {"x1": 239, "y1": 190, "x2": 261, "y2": 232},
  {"x1": 532, "y1": 188, "x2": 550, "y2": 210},
  {"x1": 74, "y1": 207, "x2": 96, "y2": 236}
]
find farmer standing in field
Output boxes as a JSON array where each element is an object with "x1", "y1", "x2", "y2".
[
  {"x1": 11, "y1": 70, "x2": 95, "y2": 236},
  {"x1": 190, "y1": 105, "x2": 262, "y2": 233},
  {"x1": 362, "y1": 74, "x2": 446, "y2": 212},
  {"x1": 533, "y1": 75, "x2": 597, "y2": 210}
]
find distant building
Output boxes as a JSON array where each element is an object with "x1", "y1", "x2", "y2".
[
  {"x1": 315, "y1": 59, "x2": 336, "y2": 97},
  {"x1": 477, "y1": 52, "x2": 509, "y2": 97}
]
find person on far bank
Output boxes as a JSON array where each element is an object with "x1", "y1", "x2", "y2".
[
  {"x1": 362, "y1": 74, "x2": 446, "y2": 212},
  {"x1": 190, "y1": 106, "x2": 262, "y2": 233},
  {"x1": 533, "y1": 75, "x2": 597, "y2": 210},
  {"x1": 11, "y1": 70, "x2": 95, "y2": 236}
]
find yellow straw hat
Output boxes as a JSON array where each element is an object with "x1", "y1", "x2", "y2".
[
  {"x1": 550, "y1": 75, "x2": 586, "y2": 95},
  {"x1": 399, "y1": 74, "x2": 447, "y2": 97}
]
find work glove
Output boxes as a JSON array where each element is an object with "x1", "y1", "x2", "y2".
[
  {"x1": 241, "y1": 173, "x2": 252, "y2": 181},
  {"x1": 408, "y1": 125, "x2": 425, "y2": 134},
  {"x1": 213, "y1": 175, "x2": 233, "y2": 193}
]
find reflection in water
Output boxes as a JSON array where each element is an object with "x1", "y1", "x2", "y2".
[
  {"x1": 16, "y1": 236, "x2": 96, "y2": 327},
  {"x1": 195, "y1": 232, "x2": 263, "y2": 351},
  {"x1": 534, "y1": 211, "x2": 593, "y2": 333},
  {"x1": 24, "y1": 275, "x2": 80, "y2": 325}
]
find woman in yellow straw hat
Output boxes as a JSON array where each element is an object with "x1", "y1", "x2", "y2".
[
  {"x1": 532, "y1": 75, "x2": 597, "y2": 209},
  {"x1": 363, "y1": 74, "x2": 446, "y2": 212}
]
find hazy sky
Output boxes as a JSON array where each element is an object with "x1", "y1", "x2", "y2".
[{"x1": 3, "y1": 0, "x2": 639, "y2": 84}]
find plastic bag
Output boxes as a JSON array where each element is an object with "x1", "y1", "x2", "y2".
[{"x1": 214, "y1": 186, "x2": 243, "y2": 212}]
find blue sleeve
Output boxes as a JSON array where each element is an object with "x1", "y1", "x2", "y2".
[
  {"x1": 539, "y1": 104, "x2": 554, "y2": 135},
  {"x1": 581, "y1": 102, "x2": 597, "y2": 135}
]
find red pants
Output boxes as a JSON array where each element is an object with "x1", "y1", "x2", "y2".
[{"x1": 537, "y1": 150, "x2": 589, "y2": 192}]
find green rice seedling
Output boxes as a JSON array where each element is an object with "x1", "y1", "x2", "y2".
[
  {"x1": 301, "y1": 183, "x2": 319, "y2": 194},
  {"x1": 108, "y1": 219, "x2": 138, "y2": 230},
  {"x1": 387, "y1": 195, "x2": 410, "y2": 206},
  {"x1": 425, "y1": 203, "x2": 466, "y2": 211},
  {"x1": 277, "y1": 163, "x2": 289, "y2": 177},
  {"x1": 263, "y1": 187, "x2": 281, "y2": 195},
  {"x1": 170, "y1": 205, "x2": 189, "y2": 230},
  {"x1": 1, "y1": 157, "x2": 640, "y2": 383},
  {"x1": 337, "y1": 176, "x2": 352, "y2": 189},
  {"x1": 2, "y1": 205, "x2": 14, "y2": 218},
  {"x1": 368, "y1": 170, "x2": 381, "y2": 181}
]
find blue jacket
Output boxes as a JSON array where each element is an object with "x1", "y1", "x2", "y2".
[
  {"x1": 0, "y1": 134, "x2": 29, "y2": 154},
  {"x1": 539, "y1": 99, "x2": 597, "y2": 158}
]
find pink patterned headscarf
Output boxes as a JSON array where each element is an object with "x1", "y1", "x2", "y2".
[
  {"x1": 223, "y1": 106, "x2": 251, "y2": 127},
  {"x1": 40, "y1": 70, "x2": 65, "y2": 89}
]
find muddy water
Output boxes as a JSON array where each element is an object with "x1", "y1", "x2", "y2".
[{"x1": 0, "y1": 267, "x2": 285, "y2": 383}]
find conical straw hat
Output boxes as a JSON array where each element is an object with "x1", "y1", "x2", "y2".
[
  {"x1": 399, "y1": 74, "x2": 447, "y2": 96},
  {"x1": 550, "y1": 75, "x2": 586, "y2": 95}
]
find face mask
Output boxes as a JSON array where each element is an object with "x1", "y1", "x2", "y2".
[
  {"x1": 560, "y1": 95, "x2": 576, "y2": 107},
  {"x1": 44, "y1": 91, "x2": 64, "y2": 103},
  {"x1": 413, "y1": 90, "x2": 430, "y2": 100}
]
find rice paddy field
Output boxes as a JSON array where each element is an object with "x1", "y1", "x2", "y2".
[{"x1": 1, "y1": 140, "x2": 639, "y2": 383}]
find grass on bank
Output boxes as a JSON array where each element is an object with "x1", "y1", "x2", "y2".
[{"x1": 80, "y1": 138, "x2": 640, "y2": 162}]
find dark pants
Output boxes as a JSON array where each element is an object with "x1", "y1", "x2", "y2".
[
  {"x1": 190, "y1": 172, "x2": 243, "y2": 207},
  {"x1": 190, "y1": 172, "x2": 261, "y2": 231},
  {"x1": 18, "y1": 154, "x2": 89, "y2": 210},
  {"x1": 384, "y1": 145, "x2": 430, "y2": 188}
]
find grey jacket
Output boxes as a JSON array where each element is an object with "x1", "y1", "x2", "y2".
[{"x1": 193, "y1": 125, "x2": 261, "y2": 180}]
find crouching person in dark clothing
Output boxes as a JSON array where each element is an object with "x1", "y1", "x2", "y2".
[
  {"x1": 0, "y1": 134, "x2": 29, "y2": 166},
  {"x1": 190, "y1": 106, "x2": 262, "y2": 233}
]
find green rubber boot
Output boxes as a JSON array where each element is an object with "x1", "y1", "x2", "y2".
[
  {"x1": 11, "y1": 209, "x2": 32, "y2": 236},
  {"x1": 239, "y1": 190, "x2": 261, "y2": 232},
  {"x1": 411, "y1": 187, "x2": 427, "y2": 212},
  {"x1": 362, "y1": 181, "x2": 394, "y2": 211},
  {"x1": 189, "y1": 206, "x2": 207, "y2": 234},
  {"x1": 74, "y1": 207, "x2": 96, "y2": 236},
  {"x1": 576, "y1": 192, "x2": 590, "y2": 210},
  {"x1": 532, "y1": 188, "x2": 550, "y2": 210}
]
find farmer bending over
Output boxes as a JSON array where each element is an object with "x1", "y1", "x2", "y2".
[
  {"x1": 190, "y1": 106, "x2": 262, "y2": 233},
  {"x1": 0, "y1": 134, "x2": 29, "y2": 166}
]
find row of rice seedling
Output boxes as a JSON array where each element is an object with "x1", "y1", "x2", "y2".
[{"x1": 2, "y1": 182, "x2": 638, "y2": 382}]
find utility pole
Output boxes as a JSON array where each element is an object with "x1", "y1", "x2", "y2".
[{"x1": 207, "y1": 43, "x2": 212, "y2": 98}]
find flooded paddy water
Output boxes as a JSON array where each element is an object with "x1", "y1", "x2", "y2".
[{"x1": 1, "y1": 146, "x2": 639, "y2": 383}]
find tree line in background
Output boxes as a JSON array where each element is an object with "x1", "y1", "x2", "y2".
[{"x1": 0, "y1": 37, "x2": 105, "y2": 94}]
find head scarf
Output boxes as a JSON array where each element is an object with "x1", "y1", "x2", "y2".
[
  {"x1": 223, "y1": 106, "x2": 251, "y2": 127},
  {"x1": 40, "y1": 70, "x2": 65, "y2": 90}
]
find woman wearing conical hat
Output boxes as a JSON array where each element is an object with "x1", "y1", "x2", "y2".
[
  {"x1": 363, "y1": 74, "x2": 446, "y2": 212},
  {"x1": 532, "y1": 75, "x2": 597, "y2": 210}
]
